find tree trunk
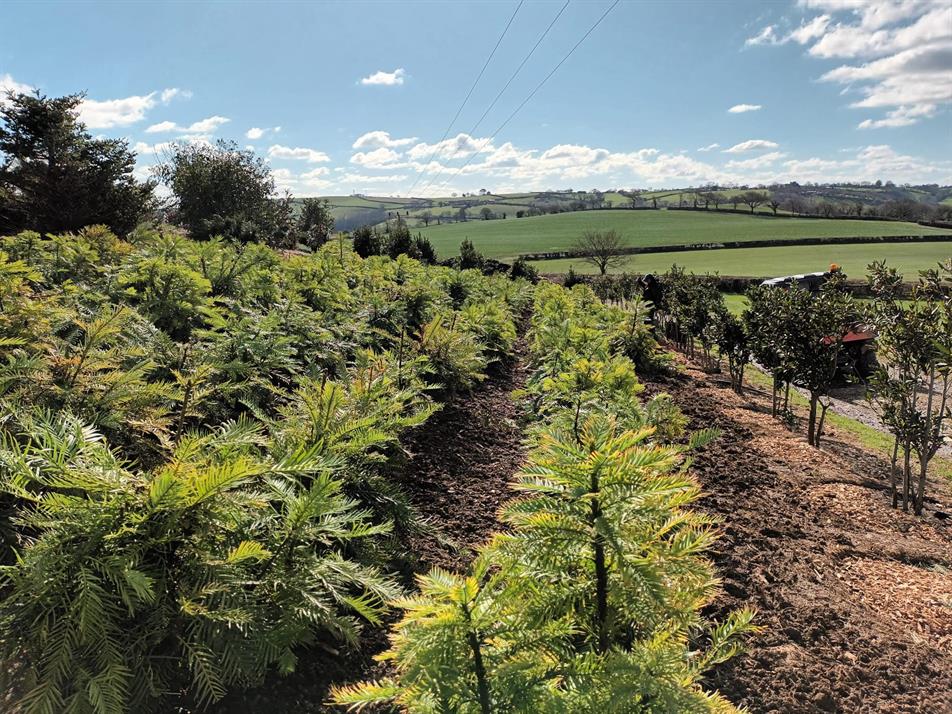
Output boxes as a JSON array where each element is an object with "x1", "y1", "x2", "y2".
[
  {"x1": 890, "y1": 436, "x2": 899, "y2": 508},
  {"x1": 902, "y1": 447, "x2": 911, "y2": 512},
  {"x1": 815, "y1": 399, "x2": 829, "y2": 448},
  {"x1": 462, "y1": 604, "x2": 492, "y2": 714},
  {"x1": 807, "y1": 394, "x2": 818, "y2": 447},
  {"x1": 590, "y1": 470, "x2": 609, "y2": 654},
  {"x1": 915, "y1": 459, "x2": 928, "y2": 516}
]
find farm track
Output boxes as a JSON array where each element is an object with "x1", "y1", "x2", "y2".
[
  {"x1": 644, "y1": 357, "x2": 952, "y2": 713},
  {"x1": 213, "y1": 341, "x2": 529, "y2": 713}
]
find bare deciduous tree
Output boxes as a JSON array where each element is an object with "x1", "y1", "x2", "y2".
[
  {"x1": 741, "y1": 191, "x2": 768, "y2": 214},
  {"x1": 572, "y1": 229, "x2": 628, "y2": 275}
]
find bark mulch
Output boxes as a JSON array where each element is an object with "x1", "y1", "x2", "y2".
[{"x1": 644, "y1": 357, "x2": 952, "y2": 714}]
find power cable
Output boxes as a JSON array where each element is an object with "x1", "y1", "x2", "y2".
[
  {"x1": 405, "y1": 0, "x2": 523, "y2": 197},
  {"x1": 419, "y1": 0, "x2": 620, "y2": 197},
  {"x1": 415, "y1": 0, "x2": 571, "y2": 194}
]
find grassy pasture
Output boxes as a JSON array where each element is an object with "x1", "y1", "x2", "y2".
[
  {"x1": 413, "y1": 209, "x2": 947, "y2": 260},
  {"x1": 530, "y1": 240, "x2": 952, "y2": 278}
]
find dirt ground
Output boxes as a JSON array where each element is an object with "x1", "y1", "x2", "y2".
[
  {"x1": 392, "y1": 347, "x2": 528, "y2": 572},
  {"x1": 644, "y1": 356, "x2": 952, "y2": 714}
]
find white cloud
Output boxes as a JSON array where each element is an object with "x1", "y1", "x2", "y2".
[
  {"x1": 778, "y1": 143, "x2": 951, "y2": 184},
  {"x1": 145, "y1": 120, "x2": 177, "y2": 133},
  {"x1": 725, "y1": 151, "x2": 787, "y2": 170},
  {"x1": 133, "y1": 141, "x2": 172, "y2": 157},
  {"x1": 808, "y1": 5, "x2": 950, "y2": 59},
  {"x1": 820, "y1": 42, "x2": 952, "y2": 127},
  {"x1": 246, "y1": 126, "x2": 280, "y2": 140},
  {"x1": 267, "y1": 144, "x2": 331, "y2": 162},
  {"x1": 723, "y1": 139, "x2": 780, "y2": 153},
  {"x1": 73, "y1": 86, "x2": 189, "y2": 129},
  {"x1": 407, "y1": 133, "x2": 494, "y2": 161},
  {"x1": 271, "y1": 166, "x2": 334, "y2": 195},
  {"x1": 0, "y1": 73, "x2": 33, "y2": 105},
  {"x1": 185, "y1": 116, "x2": 230, "y2": 133},
  {"x1": 338, "y1": 172, "x2": 408, "y2": 184},
  {"x1": 352, "y1": 130, "x2": 418, "y2": 149},
  {"x1": 728, "y1": 103, "x2": 763, "y2": 113},
  {"x1": 697, "y1": 143, "x2": 720, "y2": 152},
  {"x1": 79, "y1": 92, "x2": 158, "y2": 129},
  {"x1": 350, "y1": 147, "x2": 403, "y2": 168},
  {"x1": 145, "y1": 115, "x2": 230, "y2": 135},
  {"x1": 745, "y1": 25, "x2": 779, "y2": 46},
  {"x1": 359, "y1": 68, "x2": 406, "y2": 86},
  {"x1": 857, "y1": 103, "x2": 937, "y2": 128},
  {"x1": 753, "y1": 1, "x2": 951, "y2": 129},
  {"x1": 788, "y1": 14, "x2": 832, "y2": 44},
  {"x1": 160, "y1": 88, "x2": 191, "y2": 103}
]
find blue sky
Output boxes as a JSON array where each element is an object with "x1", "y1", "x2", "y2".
[{"x1": 2, "y1": 0, "x2": 950, "y2": 196}]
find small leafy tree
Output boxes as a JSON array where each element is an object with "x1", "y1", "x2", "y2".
[
  {"x1": 509, "y1": 256, "x2": 538, "y2": 282},
  {"x1": 385, "y1": 218, "x2": 414, "y2": 258},
  {"x1": 155, "y1": 140, "x2": 279, "y2": 243},
  {"x1": 740, "y1": 191, "x2": 767, "y2": 214},
  {"x1": 296, "y1": 197, "x2": 335, "y2": 250},
  {"x1": 867, "y1": 260, "x2": 951, "y2": 514},
  {"x1": 715, "y1": 310, "x2": 750, "y2": 394},
  {"x1": 351, "y1": 225, "x2": 382, "y2": 258},
  {"x1": 459, "y1": 239, "x2": 484, "y2": 271},
  {"x1": 783, "y1": 276, "x2": 855, "y2": 447},
  {"x1": 745, "y1": 285, "x2": 795, "y2": 418},
  {"x1": 0, "y1": 412, "x2": 398, "y2": 713},
  {"x1": 119, "y1": 255, "x2": 212, "y2": 339}
]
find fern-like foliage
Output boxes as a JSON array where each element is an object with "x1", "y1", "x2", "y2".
[
  {"x1": 333, "y1": 280, "x2": 756, "y2": 713},
  {"x1": 0, "y1": 409, "x2": 399, "y2": 714}
]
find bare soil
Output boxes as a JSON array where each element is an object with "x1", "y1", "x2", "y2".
[{"x1": 644, "y1": 356, "x2": 952, "y2": 714}]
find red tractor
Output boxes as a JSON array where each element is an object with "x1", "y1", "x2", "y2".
[{"x1": 761, "y1": 267, "x2": 878, "y2": 380}]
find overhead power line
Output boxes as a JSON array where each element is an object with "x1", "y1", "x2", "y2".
[
  {"x1": 414, "y1": 0, "x2": 570, "y2": 194},
  {"x1": 418, "y1": 0, "x2": 620, "y2": 198},
  {"x1": 405, "y1": 0, "x2": 523, "y2": 197}
]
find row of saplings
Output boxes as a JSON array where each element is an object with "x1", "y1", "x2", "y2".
[
  {"x1": 0, "y1": 227, "x2": 535, "y2": 713},
  {"x1": 623, "y1": 262, "x2": 950, "y2": 517},
  {"x1": 332, "y1": 282, "x2": 756, "y2": 712}
]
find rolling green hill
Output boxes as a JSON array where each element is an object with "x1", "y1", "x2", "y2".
[
  {"x1": 317, "y1": 183, "x2": 952, "y2": 233},
  {"x1": 530, "y1": 241, "x2": 952, "y2": 279},
  {"x1": 410, "y1": 209, "x2": 947, "y2": 260}
]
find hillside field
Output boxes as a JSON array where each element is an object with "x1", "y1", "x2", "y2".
[
  {"x1": 413, "y1": 209, "x2": 947, "y2": 260},
  {"x1": 530, "y1": 240, "x2": 952, "y2": 278}
]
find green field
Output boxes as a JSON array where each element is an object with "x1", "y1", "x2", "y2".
[
  {"x1": 723, "y1": 293, "x2": 748, "y2": 316},
  {"x1": 530, "y1": 241, "x2": 951, "y2": 278},
  {"x1": 414, "y1": 209, "x2": 947, "y2": 260}
]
